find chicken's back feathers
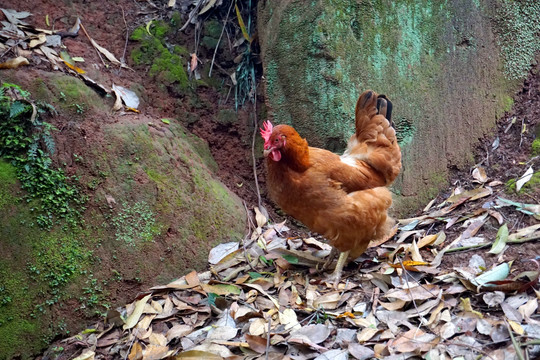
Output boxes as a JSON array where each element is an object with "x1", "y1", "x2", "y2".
[{"x1": 340, "y1": 90, "x2": 402, "y2": 189}]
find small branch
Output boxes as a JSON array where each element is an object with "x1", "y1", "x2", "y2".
[
  {"x1": 265, "y1": 315, "x2": 271, "y2": 360},
  {"x1": 79, "y1": 21, "x2": 107, "y2": 66},
  {"x1": 242, "y1": 201, "x2": 257, "y2": 271},
  {"x1": 119, "y1": 6, "x2": 129, "y2": 71},
  {"x1": 209, "y1": 0, "x2": 234, "y2": 77}
]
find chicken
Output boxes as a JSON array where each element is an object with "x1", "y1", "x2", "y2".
[{"x1": 260, "y1": 90, "x2": 402, "y2": 285}]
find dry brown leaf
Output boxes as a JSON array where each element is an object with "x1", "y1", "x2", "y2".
[
  {"x1": 388, "y1": 328, "x2": 438, "y2": 353},
  {"x1": 379, "y1": 299, "x2": 407, "y2": 311},
  {"x1": 128, "y1": 342, "x2": 143, "y2": 360},
  {"x1": 0, "y1": 56, "x2": 29, "y2": 69},
  {"x1": 166, "y1": 324, "x2": 193, "y2": 342},
  {"x1": 472, "y1": 167, "x2": 488, "y2": 183},
  {"x1": 173, "y1": 350, "x2": 224, "y2": 360},
  {"x1": 245, "y1": 334, "x2": 267, "y2": 354},
  {"x1": 384, "y1": 284, "x2": 441, "y2": 301},
  {"x1": 249, "y1": 318, "x2": 267, "y2": 336},
  {"x1": 312, "y1": 291, "x2": 341, "y2": 310}
]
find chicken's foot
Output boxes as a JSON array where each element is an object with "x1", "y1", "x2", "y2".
[
  {"x1": 318, "y1": 247, "x2": 338, "y2": 273},
  {"x1": 325, "y1": 250, "x2": 350, "y2": 288}
]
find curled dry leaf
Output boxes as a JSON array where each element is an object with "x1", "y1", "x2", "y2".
[
  {"x1": 0, "y1": 56, "x2": 29, "y2": 69},
  {"x1": 472, "y1": 167, "x2": 488, "y2": 183}
]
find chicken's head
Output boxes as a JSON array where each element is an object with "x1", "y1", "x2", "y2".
[{"x1": 260, "y1": 120, "x2": 284, "y2": 162}]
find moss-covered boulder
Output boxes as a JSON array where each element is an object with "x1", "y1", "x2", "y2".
[
  {"x1": 0, "y1": 72, "x2": 244, "y2": 359},
  {"x1": 258, "y1": 0, "x2": 540, "y2": 213}
]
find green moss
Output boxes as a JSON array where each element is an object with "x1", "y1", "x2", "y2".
[
  {"x1": 506, "y1": 171, "x2": 540, "y2": 194},
  {"x1": 531, "y1": 138, "x2": 540, "y2": 156},
  {"x1": 131, "y1": 24, "x2": 190, "y2": 93},
  {"x1": 0, "y1": 160, "x2": 16, "y2": 210},
  {"x1": 493, "y1": 1, "x2": 540, "y2": 80},
  {"x1": 49, "y1": 75, "x2": 103, "y2": 115}
]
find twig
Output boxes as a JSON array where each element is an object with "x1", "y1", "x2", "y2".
[
  {"x1": 506, "y1": 320, "x2": 526, "y2": 360},
  {"x1": 242, "y1": 201, "x2": 257, "y2": 271},
  {"x1": 251, "y1": 90, "x2": 265, "y2": 216},
  {"x1": 265, "y1": 315, "x2": 271, "y2": 360},
  {"x1": 519, "y1": 117, "x2": 525, "y2": 148},
  {"x1": 119, "y1": 6, "x2": 129, "y2": 72},
  {"x1": 399, "y1": 258, "x2": 427, "y2": 328},
  {"x1": 79, "y1": 21, "x2": 107, "y2": 67},
  {"x1": 209, "y1": 0, "x2": 234, "y2": 77},
  {"x1": 124, "y1": 331, "x2": 137, "y2": 360}
]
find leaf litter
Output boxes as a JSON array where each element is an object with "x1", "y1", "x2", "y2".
[
  {"x1": 0, "y1": 8, "x2": 136, "y2": 111},
  {"x1": 43, "y1": 166, "x2": 540, "y2": 359}
]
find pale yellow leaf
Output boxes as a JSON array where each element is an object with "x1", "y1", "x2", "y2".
[
  {"x1": 508, "y1": 319, "x2": 524, "y2": 335},
  {"x1": 357, "y1": 327, "x2": 379, "y2": 343},
  {"x1": 149, "y1": 332, "x2": 167, "y2": 346},
  {"x1": 72, "y1": 350, "x2": 95, "y2": 360},
  {"x1": 124, "y1": 294, "x2": 152, "y2": 330},
  {"x1": 279, "y1": 308, "x2": 301, "y2": 331},
  {"x1": 0, "y1": 56, "x2": 29, "y2": 69},
  {"x1": 417, "y1": 234, "x2": 438, "y2": 249},
  {"x1": 254, "y1": 207, "x2": 267, "y2": 228}
]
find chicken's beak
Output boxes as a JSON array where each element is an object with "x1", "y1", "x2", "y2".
[{"x1": 263, "y1": 148, "x2": 272, "y2": 157}]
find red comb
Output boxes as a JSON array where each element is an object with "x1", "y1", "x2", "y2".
[{"x1": 260, "y1": 120, "x2": 273, "y2": 148}]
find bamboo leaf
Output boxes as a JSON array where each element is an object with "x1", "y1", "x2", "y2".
[
  {"x1": 235, "y1": 4, "x2": 250, "y2": 43},
  {"x1": 489, "y1": 224, "x2": 509, "y2": 254}
]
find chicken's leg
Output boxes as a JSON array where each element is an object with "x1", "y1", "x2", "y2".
[
  {"x1": 326, "y1": 250, "x2": 350, "y2": 287},
  {"x1": 319, "y1": 247, "x2": 338, "y2": 273}
]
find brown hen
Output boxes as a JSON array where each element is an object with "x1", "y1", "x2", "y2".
[{"x1": 261, "y1": 90, "x2": 402, "y2": 285}]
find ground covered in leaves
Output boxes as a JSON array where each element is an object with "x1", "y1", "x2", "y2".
[{"x1": 41, "y1": 65, "x2": 540, "y2": 355}]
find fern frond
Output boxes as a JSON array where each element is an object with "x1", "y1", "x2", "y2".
[{"x1": 9, "y1": 101, "x2": 31, "y2": 119}]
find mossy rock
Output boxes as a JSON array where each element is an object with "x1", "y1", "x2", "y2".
[
  {"x1": 257, "y1": 0, "x2": 540, "y2": 214},
  {"x1": 0, "y1": 79, "x2": 244, "y2": 358},
  {"x1": 131, "y1": 22, "x2": 191, "y2": 94}
]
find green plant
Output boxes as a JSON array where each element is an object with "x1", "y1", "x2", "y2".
[
  {"x1": 0, "y1": 83, "x2": 86, "y2": 229},
  {"x1": 111, "y1": 201, "x2": 159, "y2": 246}
]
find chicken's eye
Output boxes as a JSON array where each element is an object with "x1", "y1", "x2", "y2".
[{"x1": 274, "y1": 139, "x2": 278, "y2": 142}]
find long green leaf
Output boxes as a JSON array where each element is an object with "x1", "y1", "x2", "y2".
[
  {"x1": 235, "y1": 3, "x2": 250, "y2": 43},
  {"x1": 489, "y1": 223, "x2": 509, "y2": 254}
]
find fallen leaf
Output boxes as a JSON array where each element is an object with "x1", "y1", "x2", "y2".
[
  {"x1": 0, "y1": 56, "x2": 29, "y2": 69},
  {"x1": 472, "y1": 167, "x2": 488, "y2": 183},
  {"x1": 314, "y1": 349, "x2": 349, "y2": 360},
  {"x1": 201, "y1": 283, "x2": 241, "y2": 296},
  {"x1": 245, "y1": 334, "x2": 267, "y2": 354},
  {"x1": 173, "y1": 350, "x2": 223, "y2": 359},
  {"x1": 124, "y1": 294, "x2": 152, "y2": 330},
  {"x1": 384, "y1": 284, "x2": 441, "y2": 301},
  {"x1": 313, "y1": 291, "x2": 341, "y2": 310},
  {"x1": 472, "y1": 263, "x2": 510, "y2": 288},
  {"x1": 166, "y1": 324, "x2": 193, "y2": 342},
  {"x1": 515, "y1": 166, "x2": 533, "y2": 192},
  {"x1": 208, "y1": 242, "x2": 239, "y2": 265},
  {"x1": 488, "y1": 224, "x2": 508, "y2": 255},
  {"x1": 348, "y1": 343, "x2": 375, "y2": 360}
]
